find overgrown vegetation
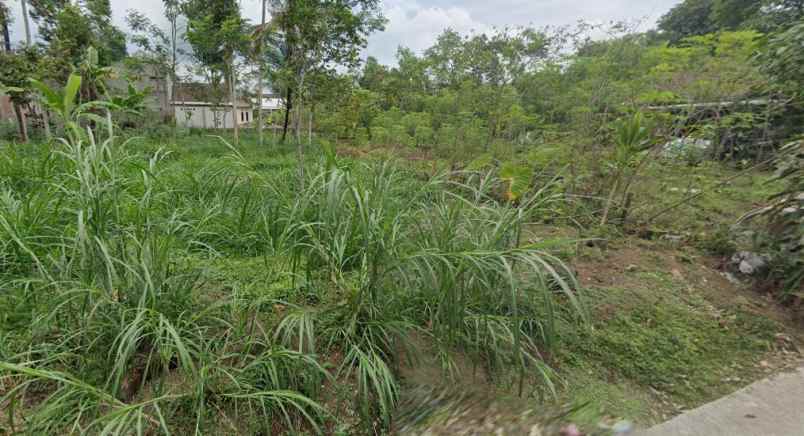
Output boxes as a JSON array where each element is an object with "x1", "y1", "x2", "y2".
[{"x1": 1, "y1": 0, "x2": 803, "y2": 434}]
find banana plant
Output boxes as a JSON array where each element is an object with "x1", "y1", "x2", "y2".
[
  {"x1": 0, "y1": 84, "x2": 25, "y2": 95},
  {"x1": 29, "y1": 74, "x2": 116, "y2": 145},
  {"x1": 108, "y1": 83, "x2": 149, "y2": 115}
]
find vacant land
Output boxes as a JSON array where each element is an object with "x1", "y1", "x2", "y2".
[
  {"x1": 1, "y1": 0, "x2": 803, "y2": 433},
  {"x1": 1, "y1": 131, "x2": 800, "y2": 435}
]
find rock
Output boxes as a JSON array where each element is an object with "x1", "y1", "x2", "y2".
[
  {"x1": 662, "y1": 137, "x2": 711, "y2": 160},
  {"x1": 612, "y1": 420, "x2": 634, "y2": 434},
  {"x1": 720, "y1": 271, "x2": 742, "y2": 285},
  {"x1": 661, "y1": 233, "x2": 685, "y2": 244},
  {"x1": 730, "y1": 251, "x2": 770, "y2": 275}
]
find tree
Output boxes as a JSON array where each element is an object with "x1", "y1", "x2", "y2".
[
  {"x1": 755, "y1": 0, "x2": 804, "y2": 30},
  {"x1": 27, "y1": 0, "x2": 68, "y2": 42},
  {"x1": 255, "y1": 0, "x2": 268, "y2": 146},
  {"x1": 712, "y1": 0, "x2": 761, "y2": 30},
  {"x1": 0, "y1": 47, "x2": 40, "y2": 142},
  {"x1": 126, "y1": 4, "x2": 184, "y2": 123},
  {"x1": 20, "y1": 0, "x2": 32, "y2": 45},
  {"x1": 41, "y1": 2, "x2": 127, "y2": 80},
  {"x1": 1, "y1": 0, "x2": 12, "y2": 51},
  {"x1": 270, "y1": 0, "x2": 386, "y2": 143},
  {"x1": 759, "y1": 19, "x2": 804, "y2": 97},
  {"x1": 184, "y1": 0, "x2": 249, "y2": 144},
  {"x1": 425, "y1": 29, "x2": 467, "y2": 89},
  {"x1": 658, "y1": 0, "x2": 716, "y2": 43}
]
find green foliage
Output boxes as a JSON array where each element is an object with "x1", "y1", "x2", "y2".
[
  {"x1": 658, "y1": 0, "x2": 717, "y2": 43},
  {"x1": 759, "y1": 19, "x2": 804, "y2": 97},
  {"x1": 696, "y1": 225, "x2": 738, "y2": 256},
  {"x1": 44, "y1": 3, "x2": 127, "y2": 79},
  {"x1": 658, "y1": 0, "x2": 803, "y2": 42},
  {"x1": 564, "y1": 282, "x2": 775, "y2": 404},
  {"x1": 599, "y1": 113, "x2": 655, "y2": 226},
  {"x1": 0, "y1": 99, "x2": 586, "y2": 432},
  {"x1": 30, "y1": 73, "x2": 115, "y2": 143},
  {"x1": 0, "y1": 47, "x2": 41, "y2": 105},
  {"x1": 757, "y1": 140, "x2": 804, "y2": 295}
]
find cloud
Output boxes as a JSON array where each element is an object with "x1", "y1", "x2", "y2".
[
  {"x1": 5, "y1": 0, "x2": 683, "y2": 67},
  {"x1": 366, "y1": 1, "x2": 491, "y2": 64},
  {"x1": 364, "y1": 0, "x2": 682, "y2": 65}
]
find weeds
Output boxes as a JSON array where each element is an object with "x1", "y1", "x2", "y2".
[{"x1": 0, "y1": 112, "x2": 585, "y2": 434}]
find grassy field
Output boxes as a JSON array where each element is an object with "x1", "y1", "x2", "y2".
[{"x1": 0, "y1": 129, "x2": 801, "y2": 435}]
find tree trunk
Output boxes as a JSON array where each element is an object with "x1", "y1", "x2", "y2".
[
  {"x1": 229, "y1": 64, "x2": 239, "y2": 146},
  {"x1": 20, "y1": 0, "x2": 31, "y2": 46},
  {"x1": 42, "y1": 108, "x2": 51, "y2": 140},
  {"x1": 13, "y1": 103, "x2": 28, "y2": 143},
  {"x1": 281, "y1": 87, "x2": 293, "y2": 143},
  {"x1": 170, "y1": 16, "x2": 177, "y2": 143},
  {"x1": 296, "y1": 100, "x2": 304, "y2": 188},
  {"x1": 308, "y1": 106, "x2": 312, "y2": 146},
  {"x1": 257, "y1": 0, "x2": 266, "y2": 147},
  {"x1": 600, "y1": 176, "x2": 619, "y2": 227},
  {"x1": 295, "y1": 92, "x2": 303, "y2": 144},
  {"x1": 2, "y1": 19, "x2": 10, "y2": 51},
  {"x1": 295, "y1": 86, "x2": 305, "y2": 188}
]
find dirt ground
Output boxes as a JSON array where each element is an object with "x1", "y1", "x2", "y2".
[{"x1": 397, "y1": 237, "x2": 803, "y2": 435}]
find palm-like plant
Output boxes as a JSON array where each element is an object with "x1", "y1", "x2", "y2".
[{"x1": 600, "y1": 112, "x2": 654, "y2": 226}]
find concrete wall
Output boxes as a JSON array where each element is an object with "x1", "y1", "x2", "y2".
[{"x1": 175, "y1": 105, "x2": 251, "y2": 129}]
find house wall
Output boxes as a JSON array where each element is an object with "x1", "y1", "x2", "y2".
[{"x1": 175, "y1": 105, "x2": 251, "y2": 129}]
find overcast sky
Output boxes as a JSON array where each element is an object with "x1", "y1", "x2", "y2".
[{"x1": 6, "y1": 0, "x2": 683, "y2": 65}]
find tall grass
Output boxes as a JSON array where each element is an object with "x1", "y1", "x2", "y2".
[{"x1": 1, "y1": 115, "x2": 585, "y2": 434}]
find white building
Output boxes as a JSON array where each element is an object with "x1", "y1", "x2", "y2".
[
  {"x1": 172, "y1": 83, "x2": 253, "y2": 129},
  {"x1": 174, "y1": 101, "x2": 253, "y2": 129},
  {"x1": 255, "y1": 91, "x2": 284, "y2": 126}
]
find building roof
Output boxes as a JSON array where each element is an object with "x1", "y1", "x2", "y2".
[
  {"x1": 256, "y1": 96, "x2": 284, "y2": 111},
  {"x1": 172, "y1": 83, "x2": 251, "y2": 107}
]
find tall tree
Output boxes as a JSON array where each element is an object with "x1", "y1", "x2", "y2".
[
  {"x1": 27, "y1": 0, "x2": 68, "y2": 42},
  {"x1": 1, "y1": 0, "x2": 11, "y2": 51},
  {"x1": 0, "y1": 47, "x2": 40, "y2": 142},
  {"x1": 20, "y1": 0, "x2": 32, "y2": 45},
  {"x1": 165, "y1": 0, "x2": 180, "y2": 118},
  {"x1": 658, "y1": 0, "x2": 716, "y2": 43},
  {"x1": 38, "y1": 1, "x2": 126, "y2": 80},
  {"x1": 270, "y1": 0, "x2": 385, "y2": 143},
  {"x1": 711, "y1": 0, "x2": 762, "y2": 30},
  {"x1": 184, "y1": 0, "x2": 249, "y2": 144},
  {"x1": 256, "y1": 0, "x2": 267, "y2": 146},
  {"x1": 126, "y1": 4, "x2": 184, "y2": 122}
]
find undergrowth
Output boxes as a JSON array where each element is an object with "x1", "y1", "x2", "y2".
[{"x1": 0, "y1": 117, "x2": 586, "y2": 434}]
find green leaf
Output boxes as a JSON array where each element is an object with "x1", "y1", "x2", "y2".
[
  {"x1": 64, "y1": 73, "x2": 82, "y2": 117},
  {"x1": 0, "y1": 85, "x2": 25, "y2": 95},
  {"x1": 28, "y1": 79, "x2": 63, "y2": 110}
]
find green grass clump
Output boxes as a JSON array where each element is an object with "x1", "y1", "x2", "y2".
[
  {"x1": 0, "y1": 119, "x2": 586, "y2": 434},
  {"x1": 558, "y1": 272, "x2": 777, "y2": 415}
]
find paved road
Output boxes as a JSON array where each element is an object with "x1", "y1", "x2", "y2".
[{"x1": 640, "y1": 366, "x2": 804, "y2": 436}]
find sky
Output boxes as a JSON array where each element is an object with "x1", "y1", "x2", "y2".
[{"x1": 5, "y1": 0, "x2": 683, "y2": 65}]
